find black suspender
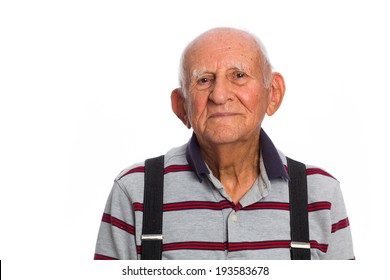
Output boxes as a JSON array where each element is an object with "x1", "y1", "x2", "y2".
[
  {"x1": 141, "y1": 156, "x2": 310, "y2": 260},
  {"x1": 141, "y1": 155, "x2": 165, "y2": 260},
  {"x1": 287, "y1": 157, "x2": 311, "y2": 260}
]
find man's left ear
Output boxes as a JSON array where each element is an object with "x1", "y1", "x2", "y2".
[{"x1": 266, "y1": 72, "x2": 286, "y2": 116}]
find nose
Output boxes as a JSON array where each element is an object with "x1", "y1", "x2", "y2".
[{"x1": 209, "y1": 77, "x2": 235, "y2": 104}]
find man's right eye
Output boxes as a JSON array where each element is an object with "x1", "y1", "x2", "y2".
[
  {"x1": 198, "y1": 77, "x2": 210, "y2": 84},
  {"x1": 195, "y1": 76, "x2": 213, "y2": 89}
]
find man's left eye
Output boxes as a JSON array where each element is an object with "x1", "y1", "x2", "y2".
[
  {"x1": 235, "y1": 72, "x2": 246, "y2": 78},
  {"x1": 229, "y1": 71, "x2": 249, "y2": 85}
]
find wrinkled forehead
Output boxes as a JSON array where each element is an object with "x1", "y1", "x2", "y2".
[{"x1": 184, "y1": 31, "x2": 262, "y2": 74}]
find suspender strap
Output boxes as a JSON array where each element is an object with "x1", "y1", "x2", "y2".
[
  {"x1": 287, "y1": 157, "x2": 311, "y2": 260},
  {"x1": 141, "y1": 155, "x2": 165, "y2": 260}
]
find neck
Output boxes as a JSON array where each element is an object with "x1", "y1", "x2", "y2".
[{"x1": 199, "y1": 135, "x2": 260, "y2": 204}]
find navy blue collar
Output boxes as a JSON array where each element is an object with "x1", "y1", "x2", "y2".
[{"x1": 186, "y1": 128, "x2": 289, "y2": 182}]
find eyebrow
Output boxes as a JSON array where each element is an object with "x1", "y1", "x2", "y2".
[
  {"x1": 191, "y1": 69, "x2": 211, "y2": 80},
  {"x1": 191, "y1": 64, "x2": 246, "y2": 80}
]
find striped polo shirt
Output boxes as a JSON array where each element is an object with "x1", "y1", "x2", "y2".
[{"x1": 94, "y1": 129, "x2": 354, "y2": 260}]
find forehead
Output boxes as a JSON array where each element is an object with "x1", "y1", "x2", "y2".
[{"x1": 185, "y1": 31, "x2": 262, "y2": 73}]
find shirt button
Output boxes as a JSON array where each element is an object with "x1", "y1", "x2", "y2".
[{"x1": 231, "y1": 214, "x2": 238, "y2": 222}]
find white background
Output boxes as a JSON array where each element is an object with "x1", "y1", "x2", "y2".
[{"x1": 1, "y1": 0, "x2": 389, "y2": 279}]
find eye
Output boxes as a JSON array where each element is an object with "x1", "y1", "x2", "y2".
[
  {"x1": 198, "y1": 77, "x2": 210, "y2": 84},
  {"x1": 234, "y1": 72, "x2": 246, "y2": 79},
  {"x1": 230, "y1": 71, "x2": 249, "y2": 85},
  {"x1": 195, "y1": 75, "x2": 214, "y2": 90}
]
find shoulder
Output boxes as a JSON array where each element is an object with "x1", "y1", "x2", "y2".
[
  {"x1": 114, "y1": 142, "x2": 189, "y2": 182},
  {"x1": 278, "y1": 150, "x2": 341, "y2": 200},
  {"x1": 109, "y1": 143, "x2": 189, "y2": 202},
  {"x1": 278, "y1": 149, "x2": 338, "y2": 182}
]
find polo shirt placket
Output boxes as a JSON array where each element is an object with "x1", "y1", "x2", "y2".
[{"x1": 204, "y1": 154, "x2": 274, "y2": 259}]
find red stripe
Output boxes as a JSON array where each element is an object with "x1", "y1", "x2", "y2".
[
  {"x1": 102, "y1": 213, "x2": 112, "y2": 223},
  {"x1": 118, "y1": 166, "x2": 145, "y2": 179},
  {"x1": 164, "y1": 200, "x2": 233, "y2": 211},
  {"x1": 133, "y1": 202, "x2": 143, "y2": 211},
  {"x1": 230, "y1": 240, "x2": 328, "y2": 253},
  {"x1": 284, "y1": 165, "x2": 336, "y2": 179},
  {"x1": 310, "y1": 240, "x2": 329, "y2": 253},
  {"x1": 102, "y1": 213, "x2": 135, "y2": 235},
  {"x1": 163, "y1": 241, "x2": 227, "y2": 251},
  {"x1": 244, "y1": 202, "x2": 331, "y2": 212},
  {"x1": 331, "y1": 217, "x2": 350, "y2": 233},
  {"x1": 94, "y1": 253, "x2": 118, "y2": 260},
  {"x1": 306, "y1": 168, "x2": 336, "y2": 179},
  {"x1": 243, "y1": 202, "x2": 290, "y2": 211},
  {"x1": 229, "y1": 240, "x2": 291, "y2": 251},
  {"x1": 170, "y1": 201, "x2": 231, "y2": 211},
  {"x1": 164, "y1": 165, "x2": 193, "y2": 174},
  {"x1": 308, "y1": 201, "x2": 332, "y2": 211},
  {"x1": 119, "y1": 164, "x2": 192, "y2": 180},
  {"x1": 234, "y1": 203, "x2": 243, "y2": 211},
  {"x1": 133, "y1": 200, "x2": 235, "y2": 212},
  {"x1": 133, "y1": 200, "x2": 331, "y2": 213}
]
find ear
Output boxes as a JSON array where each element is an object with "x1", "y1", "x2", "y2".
[
  {"x1": 266, "y1": 72, "x2": 286, "y2": 116},
  {"x1": 171, "y1": 88, "x2": 191, "y2": 129}
]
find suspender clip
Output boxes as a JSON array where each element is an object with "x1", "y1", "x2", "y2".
[
  {"x1": 290, "y1": 241, "x2": 310, "y2": 249},
  {"x1": 141, "y1": 234, "x2": 163, "y2": 241}
]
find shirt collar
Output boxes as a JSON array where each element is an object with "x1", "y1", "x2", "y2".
[{"x1": 186, "y1": 128, "x2": 289, "y2": 182}]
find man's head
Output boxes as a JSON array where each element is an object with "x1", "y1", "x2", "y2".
[
  {"x1": 179, "y1": 28, "x2": 273, "y2": 97},
  {"x1": 171, "y1": 27, "x2": 285, "y2": 146}
]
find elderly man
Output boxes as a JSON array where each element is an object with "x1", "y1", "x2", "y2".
[{"x1": 94, "y1": 27, "x2": 354, "y2": 260}]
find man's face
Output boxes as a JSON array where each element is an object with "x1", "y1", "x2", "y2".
[{"x1": 184, "y1": 31, "x2": 270, "y2": 146}]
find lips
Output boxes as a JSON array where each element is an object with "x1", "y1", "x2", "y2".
[{"x1": 209, "y1": 112, "x2": 240, "y2": 118}]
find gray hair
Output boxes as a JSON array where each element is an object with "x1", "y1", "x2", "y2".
[{"x1": 178, "y1": 29, "x2": 273, "y2": 98}]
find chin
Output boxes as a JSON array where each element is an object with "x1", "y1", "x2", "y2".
[{"x1": 204, "y1": 129, "x2": 243, "y2": 145}]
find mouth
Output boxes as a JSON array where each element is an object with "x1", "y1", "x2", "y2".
[{"x1": 209, "y1": 112, "x2": 240, "y2": 118}]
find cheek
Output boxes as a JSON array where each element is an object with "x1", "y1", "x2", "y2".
[
  {"x1": 187, "y1": 94, "x2": 209, "y2": 121},
  {"x1": 239, "y1": 88, "x2": 267, "y2": 113}
]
